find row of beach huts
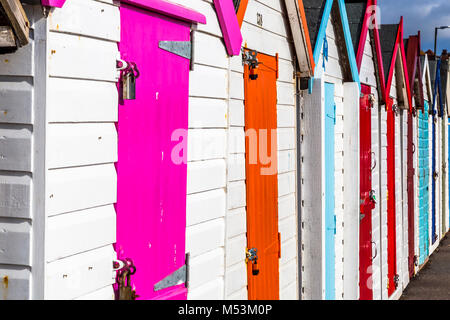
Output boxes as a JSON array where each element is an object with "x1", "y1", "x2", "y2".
[{"x1": 0, "y1": 0, "x2": 449, "y2": 300}]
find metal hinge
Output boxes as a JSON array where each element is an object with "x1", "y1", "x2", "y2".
[
  {"x1": 159, "y1": 41, "x2": 192, "y2": 59},
  {"x1": 154, "y1": 253, "x2": 190, "y2": 292}
]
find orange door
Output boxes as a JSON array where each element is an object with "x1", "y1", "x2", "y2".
[{"x1": 244, "y1": 50, "x2": 280, "y2": 300}]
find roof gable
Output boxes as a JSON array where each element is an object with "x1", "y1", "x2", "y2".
[
  {"x1": 420, "y1": 54, "x2": 433, "y2": 102},
  {"x1": 378, "y1": 18, "x2": 412, "y2": 110},
  {"x1": 379, "y1": 24, "x2": 398, "y2": 82},
  {"x1": 405, "y1": 33, "x2": 424, "y2": 110},
  {"x1": 344, "y1": 0, "x2": 368, "y2": 58},
  {"x1": 284, "y1": 0, "x2": 316, "y2": 77},
  {"x1": 304, "y1": 0, "x2": 360, "y2": 89},
  {"x1": 303, "y1": 0, "x2": 328, "y2": 54}
]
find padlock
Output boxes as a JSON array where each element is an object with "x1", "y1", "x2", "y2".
[
  {"x1": 118, "y1": 270, "x2": 136, "y2": 300},
  {"x1": 123, "y1": 71, "x2": 136, "y2": 100},
  {"x1": 249, "y1": 67, "x2": 258, "y2": 80},
  {"x1": 252, "y1": 260, "x2": 260, "y2": 276}
]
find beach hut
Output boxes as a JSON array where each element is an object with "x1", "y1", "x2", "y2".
[
  {"x1": 404, "y1": 32, "x2": 423, "y2": 279},
  {"x1": 344, "y1": 0, "x2": 385, "y2": 300},
  {"x1": 378, "y1": 18, "x2": 412, "y2": 299},
  {"x1": 428, "y1": 56, "x2": 444, "y2": 254},
  {"x1": 0, "y1": 0, "x2": 316, "y2": 301},
  {"x1": 223, "y1": 0, "x2": 314, "y2": 300},
  {"x1": 301, "y1": 0, "x2": 361, "y2": 300},
  {"x1": 416, "y1": 53, "x2": 434, "y2": 268},
  {"x1": 440, "y1": 53, "x2": 449, "y2": 233},
  {"x1": 439, "y1": 56, "x2": 449, "y2": 239}
]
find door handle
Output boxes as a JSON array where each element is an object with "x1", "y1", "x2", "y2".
[
  {"x1": 372, "y1": 241, "x2": 378, "y2": 260},
  {"x1": 371, "y1": 152, "x2": 377, "y2": 171}
]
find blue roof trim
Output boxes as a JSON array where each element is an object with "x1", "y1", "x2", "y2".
[
  {"x1": 312, "y1": 0, "x2": 333, "y2": 64},
  {"x1": 432, "y1": 59, "x2": 444, "y2": 117},
  {"x1": 309, "y1": 0, "x2": 361, "y2": 92},
  {"x1": 337, "y1": 0, "x2": 361, "y2": 90}
]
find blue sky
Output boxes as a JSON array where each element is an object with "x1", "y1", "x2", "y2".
[{"x1": 379, "y1": 0, "x2": 450, "y2": 54}]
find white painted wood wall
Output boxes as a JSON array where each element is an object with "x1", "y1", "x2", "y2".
[
  {"x1": 302, "y1": 13, "x2": 359, "y2": 300},
  {"x1": 174, "y1": 0, "x2": 300, "y2": 300},
  {"x1": 229, "y1": 0, "x2": 299, "y2": 300}
]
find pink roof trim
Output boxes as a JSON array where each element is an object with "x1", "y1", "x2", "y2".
[
  {"x1": 121, "y1": 0, "x2": 206, "y2": 24},
  {"x1": 213, "y1": 0, "x2": 243, "y2": 56}
]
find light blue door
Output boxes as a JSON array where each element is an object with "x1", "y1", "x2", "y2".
[
  {"x1": 418, "y1": 101, "x2": 430, "y2": 265},
  {"x1": 324, "y1": 82, "x2": 336, "y2": 300}
]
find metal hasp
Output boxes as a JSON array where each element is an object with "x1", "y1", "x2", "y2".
[
  {"x1": 159, "y1": 41, "x2": 192, "y2": 59},
  {"x1": 154, "y1": 253, "x2": 189, "y2": 292}
]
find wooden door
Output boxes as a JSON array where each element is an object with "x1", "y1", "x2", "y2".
[
  {"x1": 244, "y1": 51, "x2": 280, "y2": 300},
  {"x1": 115, "y1": 4, "x2": 192, "y2": 300},
  {"x1": 432, "y1": 112, "x2": 437, "y2": 244},
  {"x1": 359, "y1": 85, "x2": 374, "y2": 299},
  {"x1": 324, "y1": 82, "x2": 336, "y2": 300},
  {"x1": 407, "y1": 110, "x2": 415, "y2": 278},
  {"x1": 418, "y1": 101, "x2": 430, "y2": 265},
  {"x1": 387, "y1": 98, "x2": 397, "y2": 296}
]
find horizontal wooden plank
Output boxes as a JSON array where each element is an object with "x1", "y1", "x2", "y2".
[
  {"x1": 188, "y1": 129, "x2": 226, "y2": 161},
  {"x1": 186, "y1": 188, "x2": 226, "y2": 227},
  {"x1": 74, "y1": 285, "x2": 114, "y2": 300},
  {"x1": 0, "y1": 172, "x2": 31, "y2": 219},
  {"x1": 0, "y1": 125, "x2": 31, "y2": 172},
  {"x1": 186, "y1": 218, "x2": 225, "y2": 258},
  {"x1": 0, "y1": 77, "x2": 33, "y2": 124},
  {"x1": 45, "y1": 245, "x2": 115, "y2": 300},
  {"x1": 188, "y1": 97, "x2": 227, "y2": 129},
  {"x1": 226, "y1": 207, "x2": 246, "y2": 239},
  {"x1": 225, "y1": 233, "x2": 246, "y2": 267},
  {"x1": 47, "y1": 77, "x2": 118, "y2": 123},
  {"x1": 227, "y1": 153, "x2": 245, "y2": 182},
  {"x1": 189, "y1": 248, "x2": 224, "y2": 290},
  {"x1": 225, "y1": 260, "x2": 247, "y2": 297},
  {"x1": 227, "y1": 180, "x2": 246, "y2": 210},
  {"x1": 48, "y1": 32, "x2": 119, "y2": 82},
  {"x1": 0, "y1": 218, "x2": 31, "y2": 266},
  {"x1": 189, "y1": 64, "x2": 228, "y2": 99},
  {"x1": 47, "y1": 123, "x2": 117, "y2": 169},
  {"x1": 0, "y1": 39, "x2": 33, "y2": 76},
  {"x1": 187, "y1": 278, "x2": 224, "y2": 300},
  {"x1": 187, "y1": 159, "x2": 226, "y2": 194},
  {"x1": 48, "y1": 0, "x2": 120, "y2": 42},
  {"x1": 47, "y1": 164, "x2": 117, "y2": 216},
  {"x1": 0, "y1": 265, "x2": 30, "y2": 300},
  {"x1": 46, "y1": 205, "x2": 116, "y2": 262}
]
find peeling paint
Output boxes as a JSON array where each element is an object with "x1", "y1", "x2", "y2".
[{"x1": 2, "y1": 276, "x2": 8, "y2": 300}]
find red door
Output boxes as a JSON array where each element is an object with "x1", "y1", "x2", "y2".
[
  {"x1": 387, "y1": 98, "x2": 397, "y2": 296},
  {"x1": 359, "y1": 85, "x2": 375, "y2": 299},
  {"x1": 407, "y1": 111, "x2": 415, "y2": 278}
]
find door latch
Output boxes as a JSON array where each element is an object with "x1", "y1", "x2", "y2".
[
  {"x1": 246, "y1": 248, "x2": 259, "y2": 275},
  {"x1": 393, "y1": 274, "x2": 400, "y2": 289},
  {"x1": 242, "y1": 50, "x2": 259, "y2": 80}
]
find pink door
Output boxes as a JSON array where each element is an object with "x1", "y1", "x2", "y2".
[{"x1": 115, "y1": 2, "x2": 204, "y2": 300}]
